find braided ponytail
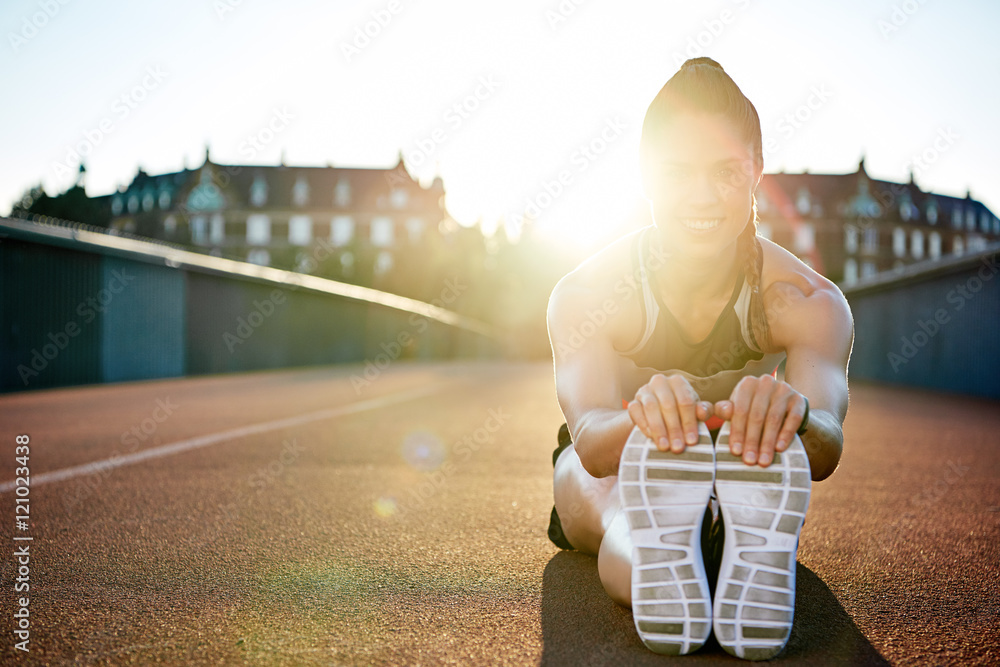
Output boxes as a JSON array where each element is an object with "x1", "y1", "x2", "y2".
[{"x1": 737, "y1": 203, "x2": 771, "y2": 352}]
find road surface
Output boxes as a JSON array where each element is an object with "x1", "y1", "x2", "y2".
[{"x1": 1, "y1": 360, "x2": 998, "y2": 665}]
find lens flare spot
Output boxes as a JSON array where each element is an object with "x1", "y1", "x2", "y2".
[
  {"x1": 401, "y1": 431, "x2": 445, "y2": 471},
  {"x1": 374, "y1": 496, "x2": 398, "y2": 518}
]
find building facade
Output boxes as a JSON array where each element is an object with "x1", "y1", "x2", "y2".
[
  {"x1": 755, "y1": 159, "x2": 999, "y2": 286},
  {"x1": 99, "y1": 150, "x2": 446, "y2": 276}
]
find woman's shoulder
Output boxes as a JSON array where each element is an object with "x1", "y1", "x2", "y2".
[
  {"x1": 553, "y1": 225, "x2": 648, "y2": 294},
  {"x1": 758, "y1": 237, "x2": 853, "y2": 344}
]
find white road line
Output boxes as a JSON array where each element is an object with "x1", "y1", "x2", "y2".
[{"x1": 0, "y1": 383, "x2": 448, "y2": 493}]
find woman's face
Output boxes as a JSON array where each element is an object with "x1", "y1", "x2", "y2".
[{"x1": 642, "y1": 111, "x2": 761, "y2": 260}]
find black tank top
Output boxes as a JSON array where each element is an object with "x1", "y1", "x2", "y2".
[{"x1": 621, "y1": 226, "x2": 765, "y2": 378}]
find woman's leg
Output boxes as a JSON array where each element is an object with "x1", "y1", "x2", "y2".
[{"x1": 552, "y1": 433, "x2": 636, "y2": 608}]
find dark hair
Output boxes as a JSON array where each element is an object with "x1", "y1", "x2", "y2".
[{"x1": 640, "y1": 57, "x2": 770, "y2": 351}]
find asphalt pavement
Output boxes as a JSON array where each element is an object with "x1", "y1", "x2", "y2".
[{"x1": 1, "y1": 360, "x2": 998, "y2": 665}]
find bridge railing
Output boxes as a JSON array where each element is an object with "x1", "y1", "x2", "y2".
[
  {"x1": 0, "y1": 216, "x2": 502, "y2": 393},
  {"x1": 840, "y1": 242, "x2": 1000, "y2": 400}
]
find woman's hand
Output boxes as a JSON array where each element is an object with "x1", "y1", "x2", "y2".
[
  {"x1": 713, "y1": 374, "x2": 808, "y2": 467},
  {"x1": 627, "y1": 374, "x2": 714, "y2": 454}
]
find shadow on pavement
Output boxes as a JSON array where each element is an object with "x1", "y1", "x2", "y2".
[{"x1": 540, "y1": 552, "x2": 889, "y2": 665}]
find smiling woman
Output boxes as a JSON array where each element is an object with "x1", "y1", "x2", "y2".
[{"x1": 545, "y1": 57, "x2": 854, "y2": 661}]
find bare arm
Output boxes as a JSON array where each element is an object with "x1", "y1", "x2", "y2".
[
  {"x1": 778, "y1": 286, "x2": 853, "y2": 480},
  {"x1": 547, "y1": 279, "x2": 634, "y2": 478},
  {"x1": 716, "y1": 282, "x2": 854, "y2": 481}
]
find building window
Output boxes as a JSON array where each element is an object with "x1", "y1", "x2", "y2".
[
  {"x1": 843, "y1": 258, "x2": 858, "y2": 286},
  {"x1": 981, "y1": 210, "x2": 991, "y2": 233},
  {"x1": 163, "y1": 215, "x2": 177, "y2": 236},
  {"x1": 159, "y1": 190, "x2": 171, "y2": 209},
  {"x1": 247, "y1": 214, "x2": 271, "y2": 245},
  {"x1": 250, "y1": 176, "x2": 268, "y2": 207},
  {"x1": 966, "y1": 208, "x2": 976, "y2": 230},
  {"x1": 142, "y1": 192, "x2": 155, "y2": 211},
  {"x1": 926, "y1": 200, "x2": 938, "y2": 224},
  {"x1": 247, "y1": 248, "x2": 270, "y2": 266},
  {"x1": 375, "y1": 250, "x2": 394, "y2": 275},
  {"x1": 757, "y1": 222, "x2": 772, "y2": 240},
  {"x1": 952, "y1": 207, "x2": 962, "y2": 228},
  {"x1": 371, "y1": 217, "x2": 394, "y2": 247},
  {"x1": 289, "y1": 215, "x2": 312, "y2": 246},
  {"x1": 929, "y1": 232, "x2": 941, "y2": 260},
  {"x1": 794, "y1": 222, "x2": 814, "y2": 253},
  {"x1": 844, "y1": 225, "x2": 858, "y2": 254},
  {"x1": 390, "y1": 189, "x2": 409, "y2": 209},
  {"x1": 994, "y1": 216, "x2": 1000, "y2": 235},
  {"x1": 111, "y1": 196, "x2": 123, "y2": 216},
  {"x1": 796, "y1": 188, "x2": 811, "y2": 215},
  {"x1": 405, "y1": 217, "x2": 424, "y2": 243},
  {"x1": 210, "y1": 214, "x2": 225, "y2": 244},
  {"x1": 953, "y1": 236, "x2": 964, "y2": 256},
  {"x1": 293, "y1": 176, "x2": 309, "y2": 207},
  {"x1": 331, "y1": 216, "x2": 354, "y2": 246},
  {"x1": 335, "y1": 180, "x2": 351, "y2": 207},
  {"x1": 128, "y1": 195, "x2": 139, "y2": 214},
  {"x1": 892, "y1": 227, "x2": 906, "y2": 257},
  {"x1": 910, "y1": 229, "x2": 924, "y2": 260},
  {"x1": 861, "y1": 260, "x2": 876, "y2": 279},
  {"x1": 191, "y1": 215, "x2": 207, "y2": 245},
  {"x1": 863, "y1": 227, "x2": 878, "y2": 253}
]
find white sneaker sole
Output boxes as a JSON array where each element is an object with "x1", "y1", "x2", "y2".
[
  {"x1": 712, "y1": 422, "x2": 811, "y2": 660},
  {"x1": 618, "y1": 423, "x2": 715, "y2": 655}
]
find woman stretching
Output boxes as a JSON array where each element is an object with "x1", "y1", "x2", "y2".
[{"x1": 546, "y1": 57, "x2": 853, "y2": 660}]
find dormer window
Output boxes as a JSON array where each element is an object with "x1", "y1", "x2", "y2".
[
  {"x1": 112, "y1": 196, "x2": 123, "y2": 216},
  {"x1": 926, "y1": 200, "x2": 938, "y2": 224},
  {"x1": 952, "y1": 207, "x2": 962, "y2": 228},
  {"x1": 335, "y1": 180, "x2": 351, "y2": 207},
  {"x1": 981, "y1": 210, "x2": 991, "y2": 233},
  {"x1": 899, "y1": 193, "x2": 918, "y2": 221},
  {"x1": 128, "y1": 195, "x2": 139, "y2": 214},
  {"x1": 250, "y1": 176, "x2": 268, "y2": 207},
  {"x1": 159, "y1": 190, "x2": 171, "y2": 209},
  {"x1": 142, "y1": 191, "x2": 155, "y2": 211},
  {"x1": 293, "y1": 176, "x2": 309, "y2": 207},
  {"x1": 966, "y1": 207, "x2": 975, "y2": 230}
]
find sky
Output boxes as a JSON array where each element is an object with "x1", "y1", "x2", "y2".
[{"x1": 2, "y1": 0, "x2": 998, "y2": 257}]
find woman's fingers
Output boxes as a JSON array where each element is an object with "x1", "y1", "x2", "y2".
[{"x1": 627, "y1": 374, "x2": 707, "y2": 453}]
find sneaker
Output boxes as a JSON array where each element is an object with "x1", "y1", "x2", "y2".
[
  {"x1": 712, "y1": 422, "x2": 811, "y2": 660},
  {"x1": 618, "y1": 422, "x2": 716, "y2": 655}
]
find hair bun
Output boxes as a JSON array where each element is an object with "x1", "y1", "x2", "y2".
[{"x1": 681, "y1": 57, "x2": 724, "y2": 72}]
